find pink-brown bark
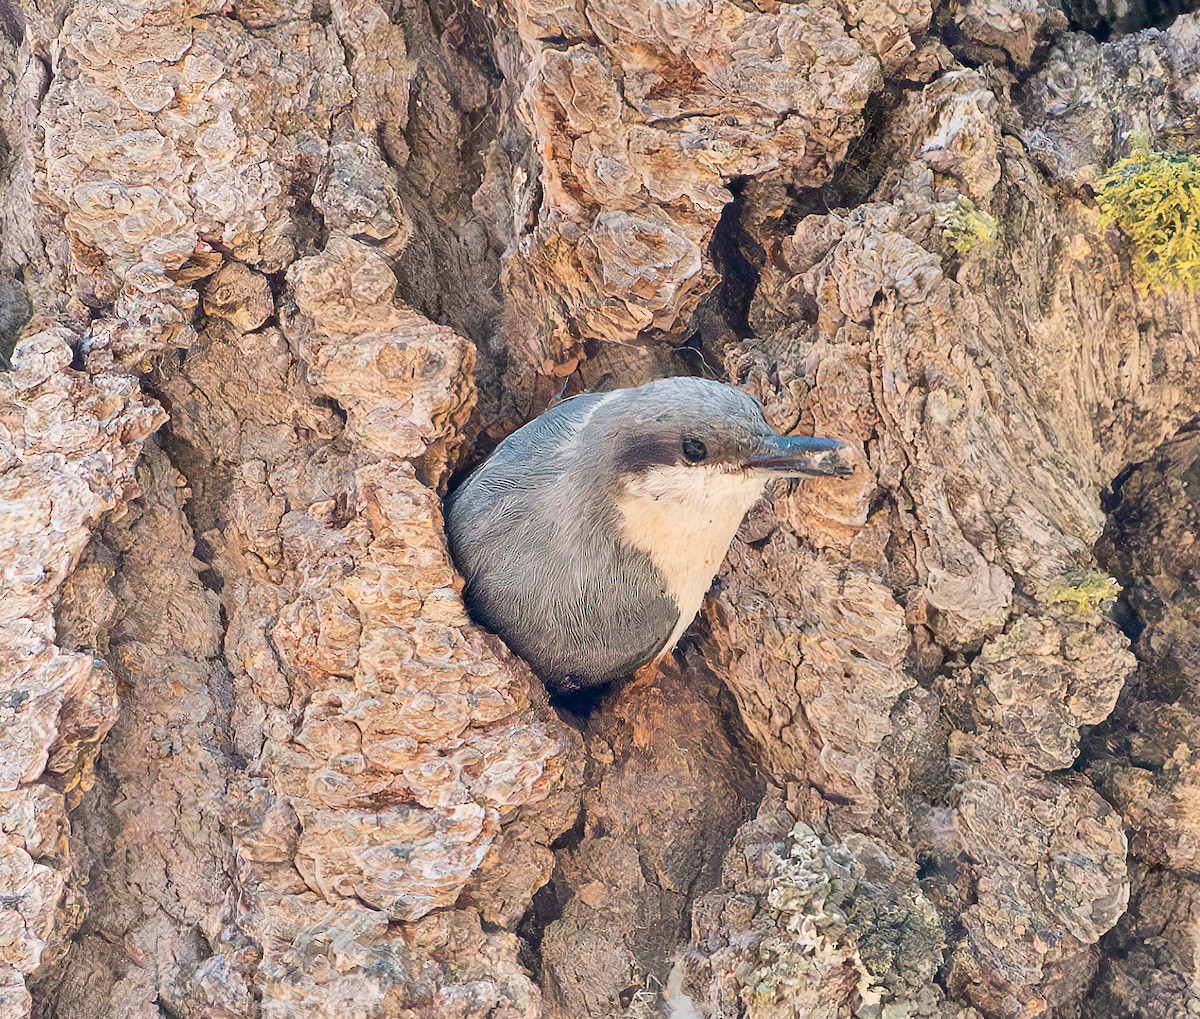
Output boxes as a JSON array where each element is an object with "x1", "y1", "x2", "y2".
[{"x1": 1, "y1": 0, "x2": 1199, "y2": 1015}]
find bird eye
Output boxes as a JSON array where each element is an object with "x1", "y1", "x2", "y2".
[{"x1": 682, "y1": 438, "x2": 708, "y2": 462}]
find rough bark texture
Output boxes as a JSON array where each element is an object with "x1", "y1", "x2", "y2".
[{"x1": 1, "y1": 0, "x2": 1199, "y2": 1013}]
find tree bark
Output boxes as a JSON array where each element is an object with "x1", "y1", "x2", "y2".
[{"x1": 1, "y1": 0, "x2": 1199, "y2": 1015}]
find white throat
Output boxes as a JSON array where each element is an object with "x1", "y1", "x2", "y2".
[{"x1": 616, "y1": 465, "x2": 769, "y2": 657}]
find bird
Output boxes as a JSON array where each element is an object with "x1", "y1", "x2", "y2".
[{"x1": 444, "y1": 376, "x2": 853, "y2": 693}]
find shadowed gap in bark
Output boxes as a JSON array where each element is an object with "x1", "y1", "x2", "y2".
[
  {"x1": 706, "y1": 177, "x2": 761, "y2": 343},
  {"x1": 1080, "y1": 422, "x2": 1200, "y2": 1015},
  {"x1": 1065, "y1": 0, "x2": 1200, "y2": 39}
]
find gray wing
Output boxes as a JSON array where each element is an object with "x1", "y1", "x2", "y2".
[{"x1": 445, "y1": 394, "x2": 678, "y2": 687}]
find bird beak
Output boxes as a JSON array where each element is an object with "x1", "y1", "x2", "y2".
[{"x1": 745, "y1": 434, "x2": 854, "y2": 477}]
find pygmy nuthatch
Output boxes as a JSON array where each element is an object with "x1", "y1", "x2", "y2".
[{"x1": 445, "y1": 377, "x2": 852, "y2": 693}]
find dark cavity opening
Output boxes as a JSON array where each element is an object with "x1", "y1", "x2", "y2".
[{"x1": 708, "y1": 177, "x2": 762, "y2": 341}]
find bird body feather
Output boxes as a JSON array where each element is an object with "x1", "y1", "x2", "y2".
[
  {"x1": 616, "y1": 464, "x2": 767, "y2": 659},
  {"x1": 446, "y1": 393, "x2": 681, "y2": 689},
  {"x1": 445, "y1": 377, "x2": 847, "y2": 692}
]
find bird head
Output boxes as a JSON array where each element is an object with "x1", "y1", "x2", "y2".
[{"x1": 598, "y1": 376, "x2": 854, "y2": 484}]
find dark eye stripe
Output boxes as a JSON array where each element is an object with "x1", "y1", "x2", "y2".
[
  {"x1": 682, "y1": 438, "x2": 707, "y2": 462},
  {"x1": 615, "y1": 433, "x2": 677, "y2": 474}
]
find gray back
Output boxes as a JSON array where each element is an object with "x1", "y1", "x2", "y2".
[{"x1": 445, "y1": 391, "x2": 680, "y2": 688}]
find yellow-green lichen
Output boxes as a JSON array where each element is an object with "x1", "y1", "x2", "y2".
[
  {"x1": 939, "y1": 196, "x2": 998, "y2": 254},
  {"x1": 1045, "y1": 571, "x2": 1121, "y2": 613},
  {"x1": 1095, "y1": 150, "x2": 1200, "y2": 293},
  {"x1": 741, "y1": 824, "x2": 862, "y2": 1012}
]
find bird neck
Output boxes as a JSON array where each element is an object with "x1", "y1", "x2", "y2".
[{"x1": 614, "y1": 465, "x2": 768, "y2": 647}]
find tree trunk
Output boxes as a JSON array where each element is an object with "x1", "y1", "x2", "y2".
[{"x1": 2, "y1": 0, "x2": 1199, "y2": 1013}]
